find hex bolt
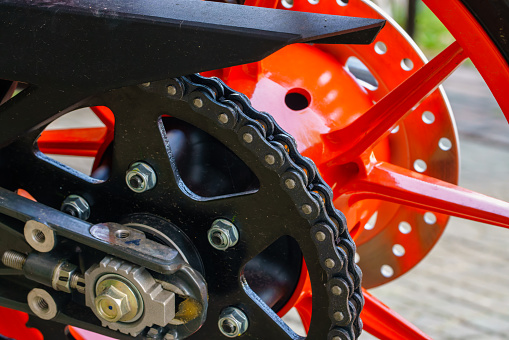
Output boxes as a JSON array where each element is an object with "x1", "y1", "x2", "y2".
[
  {"x1": 125, "y1": 162, "x2": 157, "y2": 193},
  {"x1": 218, "y1": 307, "x2": 248, "y2": 338},
  {"x1": 2, "y1": 250, "x2": 85, "y2": 294},
  {"x1": 61, "y1": 195, "x2": 91, "y2": 220},
  {"x1": 207, "y1": 219, "x2": 239, "y2": 251}
]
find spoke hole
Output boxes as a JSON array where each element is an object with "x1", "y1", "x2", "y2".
[
  {"x1": 346, "y1": 57, "x2": 379, "y2": 91},
  {"x1": 308, "y1": 0, "x2": 319, "y2": 4},
  {"x1": 401, "y1": 58, "x2": 414, "y2": 71},
  {"x1": 439, "y1": 137, "x2": 452, "y2": 151},
  {"x1": 336, "y1": 0, "x2": 348, "y2": 6},
  {"x1": 285, "y1": 89, "x2": 311, "y2": 111},
  {"x1": 398, "y1": 221, "x2": 412, "y2": 234},
  {"x1": 281, "y1": 0, "x2": 293, "y2": 8},
  {"x1": 424, "y1": 212, "x2": 437, "y2": 225},
  {"x1": 381, "y1": 264, "x2": 394, "y2": 278},
  {"x1": 392, "y1": 244, "x2": 405, "y2": 257},
  {"x1": 414, "y1": 159, "x2": 427, "y2": 173},
  {"x1": 374, "y1": 41, "x2": 387, "y2": 55},
  {"x1": 422, "y1": 111, "x2": 435, "y2": 124}
]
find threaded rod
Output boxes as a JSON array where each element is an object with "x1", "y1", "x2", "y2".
[
  {"x1": 70, "y1": 273, "x2": 86, "y2": 294},
  {"x1": 2, "y1": 250, "x2": 27, "y2": 270}
]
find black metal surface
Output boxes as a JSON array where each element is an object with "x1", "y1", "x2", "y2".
[
  {"x1": 0, "y1": 0, "x2": 383, "y2": 149},
  {"x1": 0, "y1": 0, "x2": 384, "y2": 89},
  {"x1": 0, "y1": 1, "x2": 383, "y2": 337},
  {"x1": 0, "y1": 73, "x2": 362, "y2": 339}
]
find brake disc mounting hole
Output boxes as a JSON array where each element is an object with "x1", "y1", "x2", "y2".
[
  {"x1": 422, "y1": 111, "x2": 436, "y2": 124},
  {"x1": 374, "y1": 41, "x2": 387, "y2": 54},
  {"x1": 281, "y1": 0, "x2": 293, "y2": 8},
  {"x1": 285, "y1": 88, "x2": 311, "y2": 111},
  {"x1": 381, "y1": 264, "x2": 394, "y2": 278},
  {"x1": 424, "y1": 212, "x2": 437, "y2": 225},
  {"x1": 398, "y1": 221, "x2": 412, "y2": 234},
  {"x1": 439, "y1": 137, "x2": 452, "y2": 151},
  {"x1": 392, "y1": 244, "x2": 405, "y2": 257},
  {"x1": 414, "y1": 159, "x2": 427, "y2": 173},
  {"x1": 401, "y1": 58, "x2": 414, "y2": 71}
]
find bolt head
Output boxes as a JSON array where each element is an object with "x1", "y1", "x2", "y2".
[
  {"x1": 218, "y1": 307, "x2": 248, "y2": 337},
  {"x1": 95, "y1": 285, "x2": 131, "y2": 323},
  {"x1": 125, "y1": 162, "x2": 157, "y2": 193},
  {"x1": 61, "y1": 195, "x2": 90, "y2": 220},
  {"x1": 207, "y1": 219, "x2": 239, "y2": 251}
]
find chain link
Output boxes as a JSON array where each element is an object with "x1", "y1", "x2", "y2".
[{"x1": 156, "y1": 74, "x2": 363, "y2": 339}]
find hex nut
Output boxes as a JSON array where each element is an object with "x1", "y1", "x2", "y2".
[
  {"x1": 207, "y1": 219, "x2": 239, "y2": 251},
  {"x1": 27, "y1": 288, "x2": 58, "y2": 320},
  {"x1": 95, "y1": 285, "x2": 132, "y2": 323},
  {"x1": 218, "y1": 307, "x2": 249, "y2": 338},
  {"x1": 125, "y1": 162, "x2": 157, "y2": 193},
  {"x1": 24, "y1": 220, "x2": 56, "y2": 253},
  {"x1": 52, "y1": 261, "x2": 78, "y2": 293},
  {"x1": 61, "y1": 195, "x2": 90, "y2": 220}
]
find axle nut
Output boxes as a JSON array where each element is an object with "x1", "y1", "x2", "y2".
[
  {"x1": 125, "y1": 162, "x2": 157, "y2": 193},
  {"x1": 95, "y1": 285, "x2": 132, "y2": 323},
  {"x1": 207, "y1": 219, "x2": 239, "y2": 251},
  {"x1": 218, "y1": 307, "x2": 248, "y2": 338},
  {"x1": 61, "y1": 195, "x2": 91, "y2": 220}
]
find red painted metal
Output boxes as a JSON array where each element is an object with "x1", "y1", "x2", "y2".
[
  {"x1": 38, "y1": 127, "x2": 108, "y2": 157},
  {"x1": 361, "y1": 289, "x2": 431, "y2": 340},
  {"x1": 320, "y1": 41, "x2": 466, "y2": 165},
  {"x1": 0, "y1": 306, "x2": 43, "y2": 340},
  {"x1": 344, "y1": 161, "x2": 509, "y2": 228},
  {"x1": 423, "y1": 0, "x2": 509, "y2": 118}
]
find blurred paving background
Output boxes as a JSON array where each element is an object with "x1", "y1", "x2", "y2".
[{"x1": 357, "y1": 65, "x2": 509, "y2": 339}]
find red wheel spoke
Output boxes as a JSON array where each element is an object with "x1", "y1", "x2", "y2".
[
  {"x1": 322, "y1": 41, "x2": 466, "y2": 164},
  {"x1": 361, "y1": 289, "x2": 431, "y2": 340},
  {"x1": 345, "y1": 161, "x2": 509, "y2": 228},
  {"x1": 38, "y1": 127, "x2": 108, "y2": 157}
]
